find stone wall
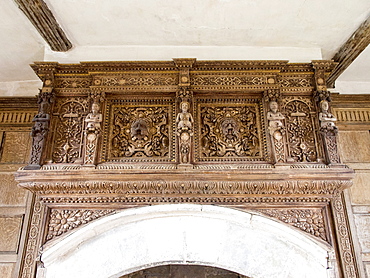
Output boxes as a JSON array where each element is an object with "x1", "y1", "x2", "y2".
[
  {"x1": 0, "y1": 98, "x2": 37, "y2": 278},
  {"x1": 332, "y1": 94, "x2": 370, "y2": 277}
]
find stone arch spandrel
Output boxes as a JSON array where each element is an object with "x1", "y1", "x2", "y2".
[{"x1": 41, "y1": 204, "x2": 331, "y2": 278}]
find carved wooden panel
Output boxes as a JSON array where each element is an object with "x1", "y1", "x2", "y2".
[
  {"x1": 50, "y1": 97, "x2": 89, "y2": 163},
  {"x1": 281, "y1": 97, "x2": 319, "y2": 162},
  {"x1": 102, "y1": 98, "x2": 175, "y2": 163},
  {"x1": 195, "y1": 97, "x2": 266, "y2": 162},
  {"x1": 0, "y1": 174, "x2": 28, "y2": 206}
]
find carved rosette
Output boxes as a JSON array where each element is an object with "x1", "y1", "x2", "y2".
[{"x1": 46, "y1": 209, "x2": 115, "y2": 241}]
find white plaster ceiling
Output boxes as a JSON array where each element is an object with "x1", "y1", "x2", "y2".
[{"x1": 1, "y1": 0, "x2": 370, "y2": 96}]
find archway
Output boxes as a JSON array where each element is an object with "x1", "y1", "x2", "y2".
[{"x1": 41, "y1": 204, "x2": 331, "y2": 278}]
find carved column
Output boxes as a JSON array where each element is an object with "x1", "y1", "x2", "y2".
[
  {"x1": 25, "y1": 80, "x2": 54, "y2": 170},
  {"x1": 313, "y1": 62, "x2": 341, "y2": 164},
  {"x1": 173, "y1": 59, "x2": 196, "y2": 166},
  {"x1": 264, "y1": 89, "x2": 289, "y2": 164},
  {"x1": 82, "y1": 89, "x2": 105, "y2": 166}
]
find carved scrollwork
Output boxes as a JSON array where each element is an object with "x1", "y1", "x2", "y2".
[
  {"x1": 196, "y1": 100, "x2": 263, "y2": 162},
  {"x1": 192, "y1": 75, "x2": 267, "y2": 86},
  {"x1": 104, "y1": 100, "x2": 173, "y2": 162},
  {"x1": 51, "y1": 97, "x2": 89, "y2": 163}
]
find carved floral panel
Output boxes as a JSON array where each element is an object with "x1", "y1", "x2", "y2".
[
  {"x1": 50, "y1": 97, "x2": 89, "y2": 163},
  {"x1": 102, "y1": 98, "x2": 175, "y2": 162},
  {"x1": 281, "y1": 97, "x2": 319, "y2": 162},
  {"x1": 195, "y1": 97, "x2": 266, "y2": 162}
]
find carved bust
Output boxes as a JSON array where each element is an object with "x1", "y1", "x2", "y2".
[
  {"x1": 267, "y1": 101, "x2": 285, "y2": 135},
  {"x1": 319, "y1": 100, "x2": 337, "y2": 130},
  {"x1": 85, "y1": 103, "x2": 102, "y2": 131},
  {"x1": 176, "y1": 101, "x2": 193, "y2": 133}
]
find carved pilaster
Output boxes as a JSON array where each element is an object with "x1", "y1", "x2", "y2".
[
  {"x1": 82, "y1": 89, "x2": 105, "y2": 166},
  {"x1": 331, "y1": 193, "x2": 360, "y2": 278},
  {"x1": 25, "y1": 87, "x2": 54, "y2": 170},
  {"x1": 176, "y1": 89, "x2": 194, "y2": 166},
  {"x1": 264, "y1": 89, "x2": 289, "y2": 164}
]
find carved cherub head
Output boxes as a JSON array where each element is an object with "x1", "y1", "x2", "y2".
[
  {"x1": 269, "y1": 101, "x2": 279, "y2": 112},
  {"x1": 320, "y1": 100, "x2": 329, "y2": 112},
  {"x1": 91, "y1": 102, "x2": 100, "y2": 114},
  {"x1": 180, "y1": 101, "x2": 189, "y2": 112}
]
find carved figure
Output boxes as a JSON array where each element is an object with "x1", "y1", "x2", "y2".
[
  {"x1": 85, "y1": 102, "x2": 102, "y2": 131},
  {"x1": 267, "y1": 101, "x2": 285, "y2": 136},
  {"x1": 319, "y1": 100, "x2": 337, "y2": 130},
  {"x1": 131, "y1": 119, "x2": 149, "y2": 140},
  {"x1": 176, "y1": 101, "x2": 193, "y2": 133}
]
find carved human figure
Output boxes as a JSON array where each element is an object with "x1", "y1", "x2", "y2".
[
  {"x1": 267, "y1": 101, "x2": 285, "y2": 136},
  {"x1": 85, "y1": 102, "x2": 102, "y2": 131},
  {"x1": 319, "y1": 100, "x2": 337, "y2": 130},
  {"x1": 176, "y1": 101, "x2": 193, "y2": 133}
]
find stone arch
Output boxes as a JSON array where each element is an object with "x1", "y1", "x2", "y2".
[{"x1": 41, "y1": 204, "x2": 332, "y2": 278}]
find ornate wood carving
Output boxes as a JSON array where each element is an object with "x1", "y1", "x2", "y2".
[
  {"x1": 14, "y1": 0, "x2": 72, "y2": 52},
  {"x1": 46, "y1": 209, "x2": 115, "y2": 241},
  {"x1": 258, "y1": 208, "x2": 327, "y2": 241},
  {"x1": 15, "y1": 59, "x2": 360, "y2": 278}
]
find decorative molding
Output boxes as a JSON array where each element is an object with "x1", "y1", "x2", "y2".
[
  {"x1": 328, "y1": 16, "x2": 370, "y2": 87},
  {"x1": 333, "y1": 108, "x2": 370, "y2": 123},
  {"x1": 17, "y1": 179, "x2": 352, "y2": 196},
  {"x1": 0, "y1": 111, "x2": 36, "y2": 125},
  {"x1": 258, "y1": 208, "x2": 327, "y2": 241},
  {"x1": 46, "y1": 209, "x2": 115, "y2": 241},
  {"x1": 14, "y1": 0, "x2": 72, "y2": 52}
]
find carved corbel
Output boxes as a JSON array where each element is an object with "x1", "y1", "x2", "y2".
[
  {"x1": 24, "y1": 80, "x2": 55, "y2": 170},
  {"x1": 264, "y1": 89, "x2": 289, "y2": 164},
  {"x1": 312, "y1": 61, "x2": 336, "y2": 102},
  {"x1": 82, "y1": 89, "x2": 105, "y2": 166},
  {"x1": 173, "y1": 58, "x2": 196, "y2": 87}
]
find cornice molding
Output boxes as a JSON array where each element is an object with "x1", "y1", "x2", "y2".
[
  {"x1": 14, "y1": 0, "x2": 72, "y2": 52},
  {"x1": 328, "y1": 16, "x2": 370, "y2": 87}
]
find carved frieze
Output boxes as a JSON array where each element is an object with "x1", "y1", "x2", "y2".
[
  {"x1": 102, "y1": 98, "x2": 175, "y2": 162},
  {"x1": 195, "y1": 98, "x2": 265, "y2": 162}
]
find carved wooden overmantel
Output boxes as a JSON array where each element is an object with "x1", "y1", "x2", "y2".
[{"x1": 14, "y1": 59, "x2": 360, "y2": 278}]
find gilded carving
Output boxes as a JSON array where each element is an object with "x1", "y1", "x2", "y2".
[
  {"x1": 258, "y1": 208, "x2": 327, "y2": 241},
  {"x1": 46, "y1": 209, "x2": 114, "y2": 241},
  {"x1": 104, "y1": 99, "x2": 173, "y2": 162},
  {"x1": 279, "y1": 76, "x2": 313, "y2": 88},
  {"x1": 55, "y1": 78, "x2": 91, "y2": 89},
  {"x1": 51, "y1": 97, "x2": 89, "y2": 163},
  {"x1": 192, "y1": 75, "x2": 268, "y2": 86},
  {"x1": 196, "y1": 100, "x2": 263, "y2": 162},
  {"x1": 267, "y1": 101, "x2": 287, "y2": 163}
]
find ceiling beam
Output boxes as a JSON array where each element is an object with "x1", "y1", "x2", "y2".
[
  {"x1": 328, "y1": 16, "x2": 370, "y2": 87},
  {"x1": 14, "y1": 0, "x2": 72, "y2": 52}
]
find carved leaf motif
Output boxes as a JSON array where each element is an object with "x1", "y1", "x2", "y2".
[
  {"x1": 258, "y1": 209, "x2": 327, "y2": 241},
  {"x1": 46, "y1": 209, "x2": 115, "y2": 240},
  {"x1": 192, "y1": 76, "x2": 266, "y2": 86}
]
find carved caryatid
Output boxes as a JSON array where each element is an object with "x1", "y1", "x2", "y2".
[
  {"x1": 83, "y1": 102, "x2": 103, "y2": 165},
  {"x1": 176, "y1": 101, "x2": 193, "y2": 164},
  {"x1": 319, "y1": 100, "x2": 340, "y2": 164},
  {"x1": 267, "y1": 100, "x2": 287, "y2": 164},
  {"x1": 25, "y1": 91, "x2": 54, "y2": 169}
]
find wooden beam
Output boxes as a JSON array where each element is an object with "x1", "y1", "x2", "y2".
[
  {"x1": 14, "y1": 0, "x2": 72, "y2": 52},
  {"x1": 328, "y1": 16, "x2": 370, "y2": 87}
]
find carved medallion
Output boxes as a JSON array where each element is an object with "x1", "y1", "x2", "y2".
[
  {"x1": 103, "y1": 98, "x2": 174, "y2": 162},
  {"x1": 195, "y1": 98, "x2": 265, "y2": 162}
]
